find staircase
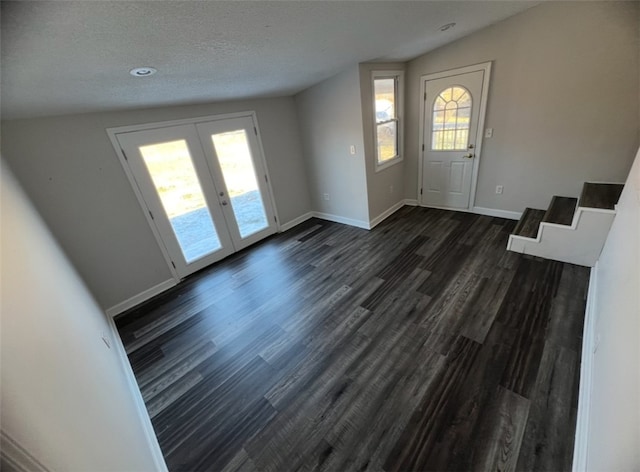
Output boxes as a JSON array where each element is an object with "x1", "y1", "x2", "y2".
[{"x1": 507, "y1": 182, "x2": 624, "y2": 267}]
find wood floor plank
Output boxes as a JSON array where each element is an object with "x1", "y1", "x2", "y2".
[
  {"x1": 515, "y1": 345, "x2": 579, "y2": 471},
  {"x1": 145, "y1": 370, "x2": 204, "y2": 418},
  {"x1": 500, "y1": 261, "x2": 564, "y2": 398},
  {"x1": 115, "y1": 209, "x2": 589, "y2": 472},
  {"x1": 136, "y1": 338, "x2": 216, "y2": 389},
  {"x1": 472, "y1": 386, "x2": 531, "y2": 472},
  {"x1": 323, "y1": 342, "x2": 446, "y2": 471},
  {"x1": 383, "y1": 336, "x2": 482, "y2": 472},
  {"x1": 542, "y1": 196, "x2": 577, "y2": 226},
  {"x1": 159, "y1": 355, "x2": 278, "y2": 462},
  {"x1": 221, "y1": 448, "x2": 258, "y2": 472},
  {"x1": 512, "y1": 208, "x2": 545, "y2": 238},
  {"x1": 185, "y1": 397, "x2": 277, "y2": 472},
  {"x1": 412, "y1": 337, "x2": 513, "y2": 471},
  {"x1": 579, "y1": 182, "x2": 624, "y2": 210},
  {"x1": 141, "y1": 340, "x2": 216, "y2": 401},
  {"x1": 459, "y1": 271, "x2": 513, "y2": 344},
  {"x1": 544, "y1": 263, "x2": 589, "y2": 353},
  {"x1": 151, "y1": 326, "x2": 285, "y2": 447}
]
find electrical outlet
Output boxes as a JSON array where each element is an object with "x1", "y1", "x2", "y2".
[
  {"x1": 485, "y1": 128, "x2": 493, "y2": 138},
  {"x1": 495, "y1": 185, "x2": 504, "y2": 195},
  {"x1": 349, "y1": 145, "x2": 356, "y2": 155},
  {"x1": 323, "y1": 193, "x2": 330, "y2": 201}
]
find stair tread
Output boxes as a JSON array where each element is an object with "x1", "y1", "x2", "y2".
[
  {"x1": 579, "y1": 183, "x2": 624, "y2": 210},
  {"x1": 542, "y1": 196, "x2": 577, "y2": 226},
  {"x1": 513, "y1": 208, "x2": 545, "y2": 238}
]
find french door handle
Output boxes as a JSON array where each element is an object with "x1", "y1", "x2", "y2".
[
  {"x1": 221, "y1": 200, "x2": 228, "y2": 206},
  {"x1": 463, "y1": 153, "x2": 474, "y2": 159}
]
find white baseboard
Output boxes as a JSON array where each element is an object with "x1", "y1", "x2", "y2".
[
  {"x1": 369, "y1": 200, "x2": 406, "y2": 229},
  {"x1": 106, "y1": 316, "x2": 169, "y2": 472},
  {"x1": 279, "y1": 212, "x2": 314, "y2": 232},
  {"x1": 0, "y1": 431, "x2": 50, "y2": 472},
  {"x1": 310, "y1": 202, "x2": 519, "y2": 231},
  {"x1": 572, "y1": 263, "x2": 598, "y2": 472},
  {"x1": 313, "y1": 200, "x2": 418, "y2": 231},
  {"x1": 411, "y1": 202, "x2": 521, "y2": 220},
  {"x1": 105, "y1": 278, "x2": 177, "y2": 318},
  {"x1": 312, "y1": 211, "x2": 371, "y2": 230},
  {"x1": 472, "y1": 206, "x2": 522, "y2": 220}
]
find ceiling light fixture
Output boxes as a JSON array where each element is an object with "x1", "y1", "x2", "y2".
[
  {"x1": 439, "y1": 23, "x2": 456, "y2": 32},
  {"x1": 129, "y1": 67, "x2": 157, "y2": 77}
]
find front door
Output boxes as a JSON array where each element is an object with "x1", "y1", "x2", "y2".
[
  {"x1": 115, "y1": 116, "x2": 277, "y2": 279},
  {"x1": 420, "y1": 65, "x2": 490, "y2": 209}
]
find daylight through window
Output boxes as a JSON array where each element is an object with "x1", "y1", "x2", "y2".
[
  {"x1": 373, "y1": 71, "x2": 403, "y2": 168},
  {"x1": 431, "y1": 86, "x2": 471, "y2": 151}
]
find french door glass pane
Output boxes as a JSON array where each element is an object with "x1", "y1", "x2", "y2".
[
  {"x1": 139, "y1": 140, "x2": 221, "y2": 263},
  {"x1": 210, "y1": 130, "x2": 269, "y2": 238}
]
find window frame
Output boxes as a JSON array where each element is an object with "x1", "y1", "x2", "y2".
[
  {"x1": 371, "y1": 70, "x2": 404, "y2": 172},
  {"x1": 430, "y1": 85, "x2": 472, "y2": 151}
]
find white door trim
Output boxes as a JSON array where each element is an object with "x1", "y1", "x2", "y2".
[
  {"x1": 417, "y1": 61, "x2": 492, "y2": 210},
  {"x1": 106, "y1": 111, "x2": 280, "y2": 282},
  {"x1": 252, "y1": 117, "x2": 282, "y2": 231},
  {"x1": 107, "y1": 111, "x2": 259, "y2": 134},
  {"x1": 106, "y1": 130, "x2": 181, "y2": 282}
]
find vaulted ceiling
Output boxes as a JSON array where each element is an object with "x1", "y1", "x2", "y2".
[{"x1": 1, "y1": 1, "x2": 537, "y2": 119}]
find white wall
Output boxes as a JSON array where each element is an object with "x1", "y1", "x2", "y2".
[
  {"x1": 1, "y1": 97, "x2": 311, "y2": 311},
  {"x1": 0, "y1": 160, "x2": 166, "y2": 471},
  {"x1": 584, "y1": 147, "x2": 640, "y2": 470},
  {"x1": 296, "y1": 66, "x2": 370, "y2": 225},
  {"x1": 405, "y1": 1, "x2": 640, "y2": 212},
  {"x1": 359, "y1": 63, "x2": 407, "y2": 221}
]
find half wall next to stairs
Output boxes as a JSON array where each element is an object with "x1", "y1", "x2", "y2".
[
  {"x1": 573, "y1": 146, "x2": 640, "y2": 470},
  {"x1": 507, "y1": 182, "x2": 624, "y2": 267}
]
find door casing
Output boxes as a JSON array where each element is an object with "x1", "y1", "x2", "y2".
[
  {"x1": 418, "y1": 62, "x2": 492, "y2": 210},
  {"x1": 107, "y1": 111, "x2": 280, "y2": 282}
]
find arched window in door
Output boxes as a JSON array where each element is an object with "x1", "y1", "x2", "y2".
[{"x1": 431, "y1": 86, "x2": 471, "y2": 151}]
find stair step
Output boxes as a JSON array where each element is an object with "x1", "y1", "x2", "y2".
[
  {"x1": 542, "y1": 196, "x2": 577, "y2": 226},
  {"x1": 513, "y1": 208, "x2": 546, "y2": 238},
  {"x1": 579, "y1": 182, "x2": 624, "y2": 210}
]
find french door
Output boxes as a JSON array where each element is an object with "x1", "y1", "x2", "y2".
[{"x1": 114, "y1": 115, "x2": 277, "y2": 279}]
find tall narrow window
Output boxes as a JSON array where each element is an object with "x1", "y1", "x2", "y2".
[
  {"x1": 373, "y1": 71, "x2": 404, "y2": 169},
  {"x1": 431, "y1": 86, "x2": 472, "y2": 151}
]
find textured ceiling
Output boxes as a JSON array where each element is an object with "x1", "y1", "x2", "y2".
[{"x1": 1, "y1": 1, "x2": 537, "y2": 119}]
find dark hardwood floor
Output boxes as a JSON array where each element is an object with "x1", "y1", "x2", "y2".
[{"x1": 115, "y1": 207, "x2": 589, "y2": 472}]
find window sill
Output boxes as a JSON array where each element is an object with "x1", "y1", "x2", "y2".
[{"x1": 375, "y1": 156, "x2": 403, "y2": 173}]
